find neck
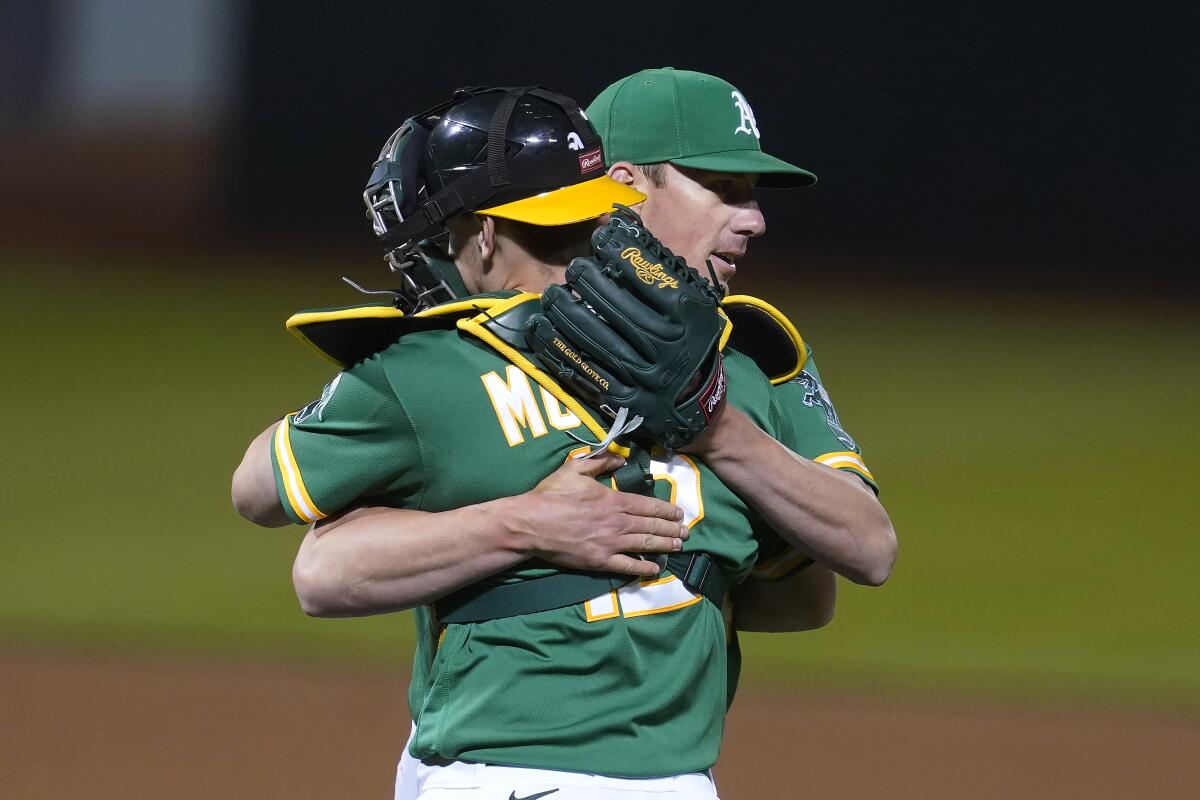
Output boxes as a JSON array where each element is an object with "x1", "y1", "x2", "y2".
[
  {"x1": 487, "y1": 235, "x2": 568, "y2": 294},
  {"x1": 505, "y1": 261, "x2": 566, "y2": 294}
]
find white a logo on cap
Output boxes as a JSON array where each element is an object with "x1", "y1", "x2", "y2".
[
  {"x1": 567, "y1": 132, "x2": 584, "y2": 151},
  {"x1": 731, "y1": 90, "x2": 760, "y2": 139}
]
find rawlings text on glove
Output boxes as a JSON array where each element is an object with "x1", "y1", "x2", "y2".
[{"x1": 525, "y1": 206, "x2": 728, "y2": 450}]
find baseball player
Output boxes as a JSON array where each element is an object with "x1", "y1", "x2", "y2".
[
  {"x1": 585, "y1": 68, "x2": 891, "y2": 644},
  {"x1": 232, "y1": 83, "x2": 895, "y2": 798}
]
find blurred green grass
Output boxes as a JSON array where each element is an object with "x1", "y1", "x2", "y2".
[{"x1": 3, "y1": 251, "x2": 1198, "y2": 709}]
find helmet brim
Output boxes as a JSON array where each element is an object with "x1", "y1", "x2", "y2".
[{"x1": 477, "y1": 176, "x2": 647, "y2": 226}]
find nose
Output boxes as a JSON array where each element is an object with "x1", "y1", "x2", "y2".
[{"x1": 734, "y1": 200, "x2": 766, "y2": 239}]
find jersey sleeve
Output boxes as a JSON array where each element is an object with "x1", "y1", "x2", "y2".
[
  {"x1": 270, "y1": 358, "x2": 424, "y2": 524},
  {"x1": 770, "y1": 353, "x2": 876, "y2": 491},
  {"x1": 752, "y1": 350, "x2": 876, "y2": 579}
]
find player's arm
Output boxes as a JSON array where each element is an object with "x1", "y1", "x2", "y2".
[
  {"x1": 232, "y1": 363, "x2": 430, "y2": 533},
  {"x1": 732, "y1": 563, "x2": 836, "y2": 632},
  {"x1": 685, "y1": 405, "x2": 896, "y2": 586},
  {"x1": 727, "y1": 357, "x2": 884, "y2": 629},
  {"x1": 231, "y1": 421, "x2": 291, "y2": 528},
  {"x1": 292, "y1": 451, "x2": 687, "y2": 617},
  {"x1": 293, "y1": 505, "x2": 523, "y2": 618},
  {"x1": 230, "y1": 366, "x2": 685, "y2": 615}
]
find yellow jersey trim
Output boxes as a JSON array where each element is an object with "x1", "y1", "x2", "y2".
[
  {"x1": 457, "y1": 294, "x2": 631, "y2": 458},
  {"x1": 273, "y1": 415, "x2": 325, "y2": 523},
  {"x1": 721, "y1": 294, "x2": 808, "y2": 384},
  {"x1": 815, "y1": 450, "x2": 875, "y2": 482}
]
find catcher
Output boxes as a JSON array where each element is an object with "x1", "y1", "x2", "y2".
[{"x1": 232, "y1": 84, "x2": 895, "y2": 799}]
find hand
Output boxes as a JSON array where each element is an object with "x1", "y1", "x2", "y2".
[{"x1": 513, "y1": 451, "x2": 688, "y2": 578}]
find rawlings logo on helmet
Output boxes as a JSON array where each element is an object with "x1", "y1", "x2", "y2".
[
  {"x1": 621, "y1": 247, "x2": 680, "y2": 289},
  {"x1": 578, "y1": 148, "x2": 603, "y2": 173}
]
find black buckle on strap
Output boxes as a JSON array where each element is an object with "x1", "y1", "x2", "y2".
[
  {"x1": 681, "y1": 553, "x2": 713, "y2": 592},
  {"x1": 666, "y1": 552, "x2": 728, "y2": 609}
]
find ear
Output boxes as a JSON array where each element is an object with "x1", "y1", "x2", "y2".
[
  {"x1": 608, "y1": 161, "x2": 644, "y2": 191},
  {"x1": 477, "y1": 214, "x2": 497, "y2": 261},
  {"x1": 446, "y1": 214, "x2": 481, "y2": 258}
]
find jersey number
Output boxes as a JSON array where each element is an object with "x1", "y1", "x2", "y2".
[{"x1": 584, "y1": 453, "x2": 706, "y2": 622}]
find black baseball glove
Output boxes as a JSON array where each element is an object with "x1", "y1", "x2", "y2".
[{"x1": 525, "y1": 206, "x2": 728, "y2": 451}]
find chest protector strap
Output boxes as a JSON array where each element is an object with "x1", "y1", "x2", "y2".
[{"x1": 435, "y1": 553, "x2": 730, "y2": 624}]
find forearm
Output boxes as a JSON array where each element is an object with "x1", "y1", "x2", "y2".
[
  {"x1": 293, "y1": 501, "x2": 528, "y2": 617},
  {"x1": 693, "y1": 408, "x2": 897, "y2": 585},
  {"x1": 231, "y1": 422, "x2": 291, "y2": 528},
  {"x1": 292, "y1": 452, "x2": 686, "y2": 617},
  {"x1": 732, "y1": 565, "x2": 836, "y2": 632}
]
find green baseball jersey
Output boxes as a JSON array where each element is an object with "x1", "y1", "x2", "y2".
[{"x1": 271, "y1": 298, "x2": 782, "y2": 777}]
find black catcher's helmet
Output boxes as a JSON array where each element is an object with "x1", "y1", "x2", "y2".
[{"x1": 363, "y1": 86, "x2": 644, "y2": 313}]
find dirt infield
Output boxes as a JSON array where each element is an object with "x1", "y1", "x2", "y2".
[{"x1": 4, "y1": 651, "x2": 1198, "y2": 799}]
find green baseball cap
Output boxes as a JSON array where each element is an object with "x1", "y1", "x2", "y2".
[{"x1": 587, "y1": 67, "x2": 817, "y2": 188}]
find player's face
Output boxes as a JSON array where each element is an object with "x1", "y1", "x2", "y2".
[{"x1": 633, "y1": 165, "x2": 766, "y2": 293}]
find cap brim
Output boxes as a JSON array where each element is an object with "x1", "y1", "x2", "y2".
[
  {"x1": 669, "y1": 150, "x2": 817, "y2": 188},
  {"x1": 477, "y1": 176, "x2": 647, "y2": 225}
]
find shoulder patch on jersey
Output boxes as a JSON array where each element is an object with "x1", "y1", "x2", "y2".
[
  {"x1": 293, "y1": 373, "x2": 343, "y2": 424},
  {"x1": 793, "y1": 369, "x2": 858, "y2": 451}
]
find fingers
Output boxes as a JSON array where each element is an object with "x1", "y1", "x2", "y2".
[
  {"x1": 620, "y1": 492, "x2": 685, "y2": 521},
  {"x1": 567, "y1": 450, "x2": 626, "y2": 477},
  {"x1": 621, "y1": 530, "x2": 684, "y2": 554},
  {"x1": 609, "y1": 555, "x2": 665, "y2": 579},
  {"x1": 634, "y1": 515, "x2": 690, "y2": 542}
]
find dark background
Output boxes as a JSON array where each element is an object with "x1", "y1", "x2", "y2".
[
  {"x1": 3, "y1": 2, "x2": 1195, "y2": 288},
  {"x1": 227, "y1": 2, "x2": 1199, "y2": 287}
]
